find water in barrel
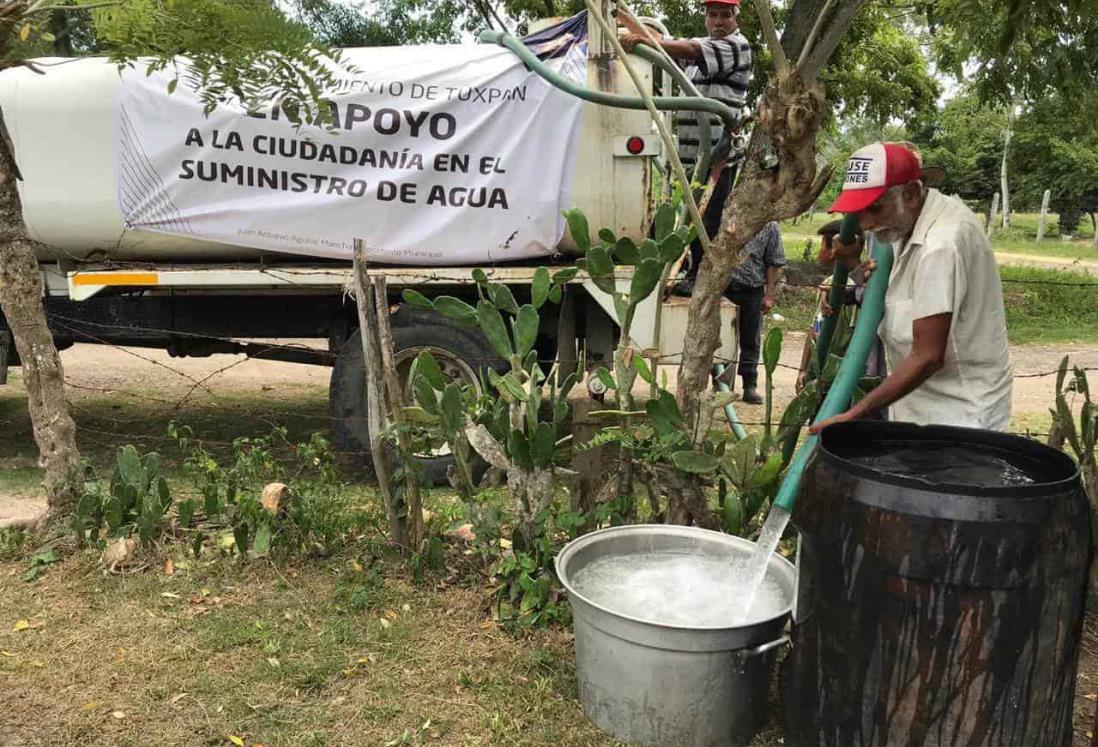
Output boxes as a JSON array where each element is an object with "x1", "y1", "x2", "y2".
[{"x1": 781, "y1": 421, "x2": 1090, "y2": 747}]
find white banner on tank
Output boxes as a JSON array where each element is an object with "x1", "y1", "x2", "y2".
[{"x1": 117, "y1": 41, "x2": 585, "y2": 265}]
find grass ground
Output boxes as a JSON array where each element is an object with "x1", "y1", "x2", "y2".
[
  {"x1": 0, "y1": 384, "x2": 331, "y2": 487},
  {"x1": 1000, "y1": 266, "x2": 1098, "y2": 345},
  {"x1": 0, "y1": 380, "x2": 789, "y2": 747},
  {"x1": 0, "y1": 547, "x2": 636, "y2": 747}
]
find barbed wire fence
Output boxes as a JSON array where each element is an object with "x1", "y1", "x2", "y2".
[{"x1": 0, "y1": 296, "x2": 1090, "y2": 462}]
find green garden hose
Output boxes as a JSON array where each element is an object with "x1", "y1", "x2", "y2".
[
  {"x1": 772, "y1": 236, "x2": 893, "y2": 512},
  {"x1": 478, "y1": 31, "x2": 739, "y2": 134},
  {"x1": 813, "y1": 212, "x2": 858, "y2": 370},
  {"x1": 713, "y1": 363, "x2": 748, "y2": 441}
]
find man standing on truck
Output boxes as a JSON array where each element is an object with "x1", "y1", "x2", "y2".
[
  {"x1": 617, "y1": 0, "x2": 764, "y2": 401},
  {"x1": 810, "y1": 142, "x2": 1013, "y2": 432},
  {"x1": 616, "y1": 0, "x2": 752, "y2": 274}
]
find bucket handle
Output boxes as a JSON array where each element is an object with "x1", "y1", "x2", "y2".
[{"x1": 734, "y1": 635, "x2": 790, "y2": 673}]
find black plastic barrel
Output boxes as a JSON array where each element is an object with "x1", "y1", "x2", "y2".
[{"x1": 781, "y1": 421, "x2": 1091, "y2": 747}]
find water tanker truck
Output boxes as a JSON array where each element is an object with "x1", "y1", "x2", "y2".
[{"x1": 0, "y1": 7, "x2": 738, "y2": 481}]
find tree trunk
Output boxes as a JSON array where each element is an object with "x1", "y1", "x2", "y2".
[
  {"x1": 1001, "y1": 105, "x2": 1013, "y2": 229},
  {"x1": 1091, "y1": 213, "x2": 1097, "y2": 250},
  {"x1": 677, "y1": 71, "x2": 829, "y2": 428},
  {"x1": 987, "y1": 192, "x2": 1000, "y2": 238},
  {"x1": 0, "y1": 136, "x2": 80, "y2": 513}
]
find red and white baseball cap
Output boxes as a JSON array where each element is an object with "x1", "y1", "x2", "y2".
[
  {"x1": 828, "y1": 142, "x2": 926, "y2": 214},
  {"x1": 704, "y1": 0, "x2": 740, "y2": 6}
]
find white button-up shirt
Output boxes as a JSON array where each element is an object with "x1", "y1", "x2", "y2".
[{"x1": 879, "y1": 189, "x2": 1013, "y2": 430}]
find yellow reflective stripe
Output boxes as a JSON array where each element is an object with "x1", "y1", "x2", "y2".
[{"x1": 72, "y1": 273, "x2": 159, "y2": 287}]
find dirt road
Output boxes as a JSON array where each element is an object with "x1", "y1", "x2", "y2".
[
  {"x1": 49, "y1": 335, "x2": 1090, "y2": 418},
  {"x1": 997, "y1": 251, "x2": 1098, "y2": 275}
]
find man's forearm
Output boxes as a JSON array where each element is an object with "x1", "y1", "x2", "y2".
[
  {"x1": 765, "y1": 267, "x2": 782, "y2": 300},
  {"x1": 848, "y1": 351, "x2": 943, "y2": 418},
  {"x1": 654, "y1": 38, "x2": 702, "y2": 61}
]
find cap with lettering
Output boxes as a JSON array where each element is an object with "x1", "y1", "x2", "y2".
[{"x1": 828, "y1": 142, "x2": 923, "y2": 214}]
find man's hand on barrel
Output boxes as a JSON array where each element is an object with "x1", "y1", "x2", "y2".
[{"x1": 808, "y1": 410, "x2": 859, "y2": 434}]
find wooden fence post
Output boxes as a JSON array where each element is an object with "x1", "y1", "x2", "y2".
[
  {"x1": 351, "y1": 239, "x2": 407, "y2": 550},
  {"x1": 1036, "y1": 190, "x2": 1051, "y2": 243},
  {"x1": 373, "y1": 275, "x2": 424, "y2": 553}
]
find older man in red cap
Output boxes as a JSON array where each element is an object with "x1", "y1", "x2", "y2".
[{"x1": 811, "y1": 142, "x2": 1013, "y2": 432}]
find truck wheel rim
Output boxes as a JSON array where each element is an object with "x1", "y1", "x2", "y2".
[{"x1": 393, "y1": 345, "x2": 484, "y2": 460}]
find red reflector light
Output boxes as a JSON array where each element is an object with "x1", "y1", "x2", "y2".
[{"x1": 626, "y1": 136, "x2": 645, "y2": 155}]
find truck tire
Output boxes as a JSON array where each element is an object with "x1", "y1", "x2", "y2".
[{"x1": 330, "y1": 306, "x2": 507, "y2": 487}]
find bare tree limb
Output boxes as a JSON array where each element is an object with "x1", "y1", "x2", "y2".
[
  {"x1": 471, "y1": 0, "x2": 508, "y2": 32},
  {"x1": 351, "y1": 239, "x2": 405, "y2": 549},
  {"x1": 799, "y1": 0, "x2": 870, "y2": 81},
  {"x1": 486, "y1": 1, "x2": 509, "y2": 32},
  {"x1": 468, "y1": 0, "x2": 495, "y2": 30},
  {"x1": 796, "y1": 0, "x2": 835, "y2": 69},
  {"x1": 754, "y1": 0, "x2": 789, "y2": 76},
  {"x1": 373, "y1": 274, "x2": 424, "y2": 553},
  {"x1": 780, "y1": 0, "x2": 830, "y2": 60}
]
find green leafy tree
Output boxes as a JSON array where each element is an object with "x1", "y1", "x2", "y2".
[
  {"x1": 290, "y1": 0, "x2": 471, "y2": 47},
  {"x1": 1012, "y1": 92, "x2": 1098, "y2": 240},
  {"x1": 914, "y1": 91, "x2": 1007, "y2": 206},
  {"x1": 927, "y1": 0, "x2": 1098, "y2": 104}
]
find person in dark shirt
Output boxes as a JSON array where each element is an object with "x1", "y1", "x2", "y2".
[{"x1": 720, "y1": 221, "x2": 785, "y2": 403}]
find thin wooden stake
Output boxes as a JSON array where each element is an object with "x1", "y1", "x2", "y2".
[
  {"x1": 351, "y1": 239, "x2": 406, "y2": 550},
  {"x1": 373, "y1": 275, "x2": 425, "y2": 553},
  {"x1": 987, "y1": 192, "x2": 1000, "y2": 238}
]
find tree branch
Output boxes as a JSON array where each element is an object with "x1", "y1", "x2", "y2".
[
  {"x1": 799, "y1": 0, "x2": 870, "y2": 81},
  {"x1": 755, "y1": 0, "x2": 788, "y2": 76},
  {"x1": 485, "y1": 1, "x2": 509, "y2": 32},
  {"x1": 796, "y1": 0, "x2": 834, "y2": 69}
]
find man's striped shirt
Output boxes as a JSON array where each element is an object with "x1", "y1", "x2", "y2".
[{"x1": 677, "y1": 31, "x2": 752, "y2": 177}]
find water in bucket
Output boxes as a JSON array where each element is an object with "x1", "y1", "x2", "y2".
[{"x1": 571, "y1": 549, "x2": 787, "y2": 627}]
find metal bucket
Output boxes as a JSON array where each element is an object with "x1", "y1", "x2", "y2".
[{"x1": 556, "y1": 524, "x2": 795, "y2": 747}]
